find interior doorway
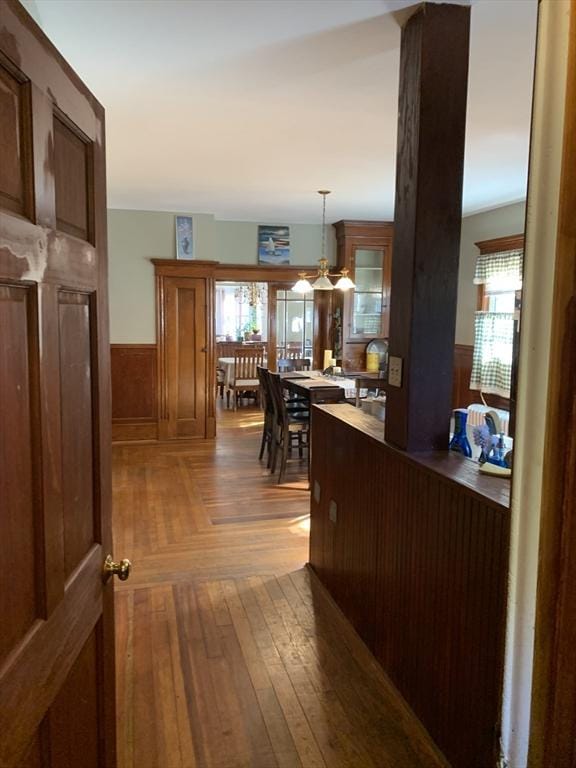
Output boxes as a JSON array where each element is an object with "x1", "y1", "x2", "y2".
[
  {"x1": 154, "y1": 260, "x2": 331, "y2": 437},
  {"x1": 268, "y1": 285, "x2": 314, "y2": 370}
]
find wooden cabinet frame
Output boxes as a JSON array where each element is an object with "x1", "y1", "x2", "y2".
[{"x1": 332, "y1": 220, "x2": 394, "y2": 370}]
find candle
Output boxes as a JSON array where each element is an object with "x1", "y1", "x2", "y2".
[{"x1": 323, "y1": 349, "x2": 333, "y2": 369}]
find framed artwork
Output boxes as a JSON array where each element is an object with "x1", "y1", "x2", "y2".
[
  {"x1": 258, "y1": 225, "x2": 290, "y2": 265},
  {"x1": 176, "y1": 216, "x2": 194, "y2": 259}
]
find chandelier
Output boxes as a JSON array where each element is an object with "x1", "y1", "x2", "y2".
[
  {"x1": 234, "y1": 282, "x2": 265, "y2": 306},
  {"x1": 292, "y1": 190, "x2": 355, "y2": 293}
]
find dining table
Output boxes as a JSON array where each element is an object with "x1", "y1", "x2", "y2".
[{"x1": 280, "y1": 371, "x2": 372, "y2": 406}]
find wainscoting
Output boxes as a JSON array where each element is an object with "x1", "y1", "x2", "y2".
[
  {"x1": 111, "y1": 343, "x2": 505, "y2": 442},
  {"x1": 111, "y1": 345, "x2": 158, "y2": 441},
  {"x1": 310, "y1": 405, "x2": 510, "y2": 768}
]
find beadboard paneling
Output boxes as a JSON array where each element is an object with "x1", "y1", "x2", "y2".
[{"x1": 310, "y1": 406, "x2": 510, "y2": 768}]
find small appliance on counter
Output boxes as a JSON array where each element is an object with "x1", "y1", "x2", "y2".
[{"x1": 365, "y1": 338, "x2": 389, "y2": 374}]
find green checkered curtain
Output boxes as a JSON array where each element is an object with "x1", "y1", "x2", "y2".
[
  {"x1": 474, "y1": 249, "x2": 523, "y2": 285},
  {"x1": 470, "y1": 312, "x2": 514, "y2": 397}
]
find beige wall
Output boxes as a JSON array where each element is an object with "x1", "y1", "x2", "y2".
[
  {"x1": 455, "y1": 201, "x2": 526, "y2": 345},
  {"x1": 108, "y1": 209, "x2": 336, "y2": 343},
  {"x1": 108, "y1": 202, "x2": 525, "y2": 345}
]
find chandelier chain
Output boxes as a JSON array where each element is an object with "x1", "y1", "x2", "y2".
[{"x1": 321, "y1": 192, "x2": 326, "y2": 259}]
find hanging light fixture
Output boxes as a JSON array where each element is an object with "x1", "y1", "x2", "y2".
[
  {"x1": 292, "y1": 190, "x2": 355, "y2": 293},
  {"x1": 234, "y1": 282, "x2": 265, "y2": 306}
]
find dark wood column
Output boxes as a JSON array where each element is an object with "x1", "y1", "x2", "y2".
[{"x1": 385, "y1": 3, "x2": 470, "y2": 451}]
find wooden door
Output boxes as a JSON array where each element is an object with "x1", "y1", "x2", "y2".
[
  {"x1": 160, "y1": 276, "x2": 209, "y2": 439},
  {"x1": 0, "y1": 3, "x2": 117, "y2": 767}
]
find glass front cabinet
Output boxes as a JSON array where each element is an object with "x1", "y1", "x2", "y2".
[{"x1": 333, "y1": 220, "x2": 394, "y2": 370}]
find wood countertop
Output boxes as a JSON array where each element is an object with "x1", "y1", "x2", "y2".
[{"x1": 313, "y1": 404, "x2": 510, "y2": 510}]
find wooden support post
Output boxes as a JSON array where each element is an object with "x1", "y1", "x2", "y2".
[{"x1": 385, "y1": 2, "x2": 470, "y2": 451}]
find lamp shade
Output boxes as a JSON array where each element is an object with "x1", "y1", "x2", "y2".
[
  {"x1": 311, "y1": 275, "x2": 334, "y2": 291},
  {"x1": 292, "y1": 278, "x2": 313, "y2": 293},
  {"x1": 334, "y1": 275, "x2": 355, "y2": 291}
]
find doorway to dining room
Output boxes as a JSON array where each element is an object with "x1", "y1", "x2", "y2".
[
  {"x1": 215, "y1": 280, "x2": 316, "y2": 416},
  {"x1": 153, "y1": 260, "x2": 332, "y2": 441}
]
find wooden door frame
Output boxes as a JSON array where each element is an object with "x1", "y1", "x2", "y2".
[
  {"x1": 529, "y1": 3, "x2": 576, "y2": 764},
  {"x1": 153, "y1": 260, "x2": 320, "y2": 438}
]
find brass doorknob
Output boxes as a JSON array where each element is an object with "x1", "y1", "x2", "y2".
[{"x1": 103, "y1": 554, "x2": 132, "y2": 582}]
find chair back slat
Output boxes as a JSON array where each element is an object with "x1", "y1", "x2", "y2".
[
  {"x1": 268, "y1": 372, "x2": 288, "y2": 427},
  {"x1": 234, "y1": 346, "x2": 265, "y2": 381},
  {"x1": 257, "y1": 366, "x2": 273, "y2": 415}
]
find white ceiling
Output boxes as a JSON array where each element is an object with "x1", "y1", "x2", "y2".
[{"x1": 29, "y1": 0, "x2": 538, "y2": 223}]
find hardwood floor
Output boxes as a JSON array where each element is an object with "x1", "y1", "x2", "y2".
[{"x1": 113, "y1": 404, "x2": 447, "y2": 768}]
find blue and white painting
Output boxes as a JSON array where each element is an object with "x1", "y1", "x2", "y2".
[
  {"x1": 258, "y1": 225, "x2": 290, "y2": 265},
  {"x1": 176, "y1": 216, "x2": 194, "y2": 259}
]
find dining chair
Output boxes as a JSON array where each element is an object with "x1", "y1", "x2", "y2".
[
  {"x1": 216, "y1": 366, "x2": 225, "y2": 399},
  {"x1": 268, "y1": 372, "x2": 309, "y2": 484},
  {"x1": 229, "y1": 346, "x2": 265, "y2": 410},
  {"x1": 257, "y1": 366, "x2": 274, "y2": 466}
]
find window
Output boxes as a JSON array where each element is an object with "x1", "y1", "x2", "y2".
[
  {"x1": 470, "y1": 246, "x2": 523, "y2": 398},
  {"x1": 215, "y1": 282, "x2": 268, "y2": 341},
  {"x1": 275, "y1": 289, "x2": 314, "y2": 360}
]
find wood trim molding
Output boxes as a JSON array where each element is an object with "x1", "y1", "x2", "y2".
[
  {"x1": 333, "y1": 220, "x2": 394, "y2": 244},
  {"x1": 529, "y1": 4, "x2": 576, "y2": 764},
  {"x1": 474, "y1": 234, "x2": 525, "y2": 254},
  {"x1": 151, "y1": 259, "x2": 322, "y2": 283}
]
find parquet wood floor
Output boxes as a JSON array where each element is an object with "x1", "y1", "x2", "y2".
[{"x1": 113, "y1": 405, "x2": 447, "y2": 768}]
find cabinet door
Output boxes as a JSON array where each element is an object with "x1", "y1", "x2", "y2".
[{"x1": 349, "y1": 246, "x2": 391, "y2": 339}]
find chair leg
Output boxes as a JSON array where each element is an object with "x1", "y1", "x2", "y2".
[
  {"x1": 226, "y1": 389, "x2": 230, "y2": 408},
  {"x1": 278, "y1": 430, "x2": 289, "y2": 484},
  {"x1": 270, "y1": 424, "x2": 281, "y2": 474},
  {"x1": 259, "y1": 415, "x2": 268, "y2": 460}
]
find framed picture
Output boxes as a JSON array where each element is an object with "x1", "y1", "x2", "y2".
[
  {"x1": 176, "y1": 216, "x2": 194, "y2": 259},
  {"x1": 258, "y1": 225, "x2": 290, "y2": 265}
]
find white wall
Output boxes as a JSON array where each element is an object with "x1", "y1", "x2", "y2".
[
  {"x1": 455, "y1": 201, "x2": 526, "y2": 345},
  {"x1": 108, "y1": 210, "x2": 335, "y2": 343}
]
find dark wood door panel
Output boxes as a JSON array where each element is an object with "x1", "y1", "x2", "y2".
[
  {"x1": 58, "y1": 291, "x2": 96, "y2": 579},
  {"x1": 15, "y1": 725, "x2": 48, "y2": 768},
  {"x1": 53, "y1": 113, "x2": 93, "y2": 243},
  {"x1": 0, "y1": 283, "x2": 40, "y2": 666},
  {"x1": 0, "y1": 61, "x2": 33, "y2": 218},
  {"x1": 47, "y1": 621, "x2": 103, "y2": 768},
  {"x1": 0, "y1": 545, "x2": 103, "y2": 768}
]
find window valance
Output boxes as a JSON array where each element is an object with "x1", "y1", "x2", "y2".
[{"x1": 473, "y1": 248, "x2": 523, "y2": 286}]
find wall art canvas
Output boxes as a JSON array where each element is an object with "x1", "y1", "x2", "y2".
[
  {"x1": 176, "y1": 216, "x2": 194, "y2": 259},
  {"x1": 258, "y1": 225, "x2": 290, "y2": 265}
]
